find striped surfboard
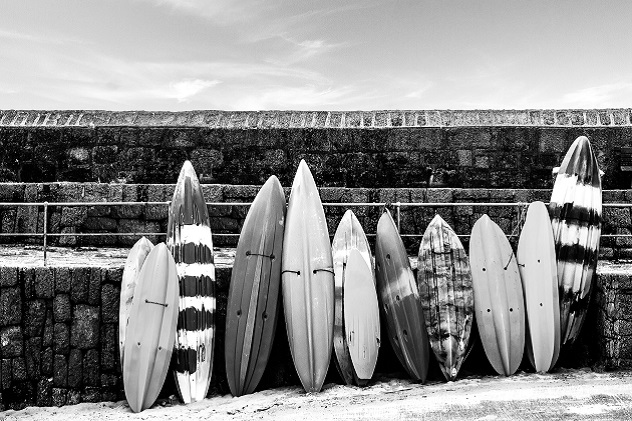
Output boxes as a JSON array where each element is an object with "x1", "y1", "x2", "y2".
[
  {"x1": 417, "y1": 214, "x2": 473, "y2": 381},
  {"x1": 167, "y1": 161, "x2": 215, "y2": 403},
  {"x1": 332, "y1": 209, "x2": 376, "y2": 385},
  {"x1": 549, "y1": 136, "x2": 602, "y2": 345},
  {"x1": 375, "y1": 209, "x2": 430, "y2": 382}
]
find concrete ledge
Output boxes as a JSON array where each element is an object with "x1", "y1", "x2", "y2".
[
  {"x1": 0, "y1": 245, "x2": 624, "y2": 409},
  {"x1": 1, "y1": 109, "x2": 631, "y2": 128}
]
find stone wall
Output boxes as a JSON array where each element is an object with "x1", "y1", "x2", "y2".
[
  {"x1": 0, "y1": 257, "x2": 616, "y2": 410},
  {"x1": 1, "y1": 183, "x2": 631, "y2": 257},
  {"x1": 1, "y1": 110, "x2": 632, "y2": 189}
]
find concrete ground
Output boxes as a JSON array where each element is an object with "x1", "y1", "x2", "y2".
[{"x1": 2, "y1": 369, "x2": 632, "y2": 420}]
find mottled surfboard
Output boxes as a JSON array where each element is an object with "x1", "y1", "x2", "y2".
[
  {"x1": 517, "y1": 201, "x2": 561, "y2": 372},
  {"x1": 332, "y1": 209, "x2": 375, "y2": 385},
  {"x1": 549, "y1": 136, "x2": 602, "y2": 345},
  {"x1": 470, "y1": 215, "x2": 525, "y2": 376},
  {"x1": 167, "y1": 160, "x2": 215, "y2": 403},
  {"x1": 225, "y1": 175, "x2": 286, "y2": 396},
  {"x1": 119, "y1": 237, "x2": 154, "y2": 368},
  {"x1": 375, "y1": 209, "x2": 429, "y2": 382},
  {"x1": 343, "y1": 249, "x2": 380, "y2": 384},
  {"x1": 282, "y1": 160, "x2": 334, "y2": 393},
  {"x1": 123, "y1": 243, "x2": 179, "y2": 413},
  {"x1": 417, "y1": 214, "x2": 473, "y2": 381}
]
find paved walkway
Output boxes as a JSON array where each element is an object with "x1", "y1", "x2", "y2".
[{"x1": 3, "y1": 369, "x2": 632, "y2": 420}]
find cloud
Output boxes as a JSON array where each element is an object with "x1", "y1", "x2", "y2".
[
  {"x1": 561, "y1": 83, "x2": 632, "y2": 108},
  {"x1": 165, "y1": 79, "x2": 221, "y2": 102},
  {"x1": 135, "y1": 0, "x2": 263, "y2": 24}
]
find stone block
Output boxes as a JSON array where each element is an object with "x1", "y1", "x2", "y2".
[
  {"x1": 34, "y1": 267, "x2": 54, "y2": 299},
  {"x1": 88, "y1": 268, "x2": 102, "y2": 306},
  {"x1": 81, "y1": 387, "x2": 102, "y2": 403},
  {"x1": 100, "y1": 283, "x2": 119, "y2": 324},
  {"x1": 474, "y1": 153, "x2": 490, "y2": 169},
  {"x1": 70, "y1": 268, "x2": 90, "y2": 304},
  {"x1": 0, "y1": 287, "x2": 21, "y2": 326},
  {"x1": 0, "y1": 326, "x2": 22, "y2": 358},
  {"x1": 55, "y1": 268, "x2": 70, "y2": 293},
  {"x1": 36, "y1": 377, "x2": 52, "y2": 407},
  {"x1": 70, "y1": 305, "x2": 100, "y2": 349},
  {"x1": 24, "y1": 337, "x2": 41, "y2": 377},
  {"x1": 100, "y1": 324, "x2": 118, "y2": 372},
  {"x1": 52, "y1": 387, "x2": 67, "y2": 407},
  {"x1": 82, "y1": 349, "x2": 100, "y2": 387},
  {"x1": 58, "y1": 227, "x2": 78, "y2": 246},
  {"x1": 60, "y1": 207, "x2": 87, "y2": 227},
  {"x1": 41, "y1": 346, "x2": 53, "y2": 377},
  {"x1": 0, "y1": 267, "x2": 18, "y2": 287},
  {"x1": 53, "y1": 294, "x2": 71, "y2": 323},
  {"x1": 67, "y1": 390, "x2": 81, "y2": 405},
  {"x1": 83, "y1": 216, "x2": 117, "y2": 231},
  {"x1": 67, "y1": 349, "x2": 82, "y2": 388},
  {"x1": 1, "y1": 359, "x2": 11, "y2": 389},
  {"x1": 12, "y1": 357, "x2": 26, "y2": 381},
  {"x1": 42, "y1": 309, "x2": 54, "y2": 347},
  {"x1": 53, "y1": 323, "x2": 69, "y2": 355},
  {"x1": 53, "y1": 354, "x2": 67, "y2": 387},
  {"x1": 605, "y1": 208, "x2": 631, "y2": 228}
]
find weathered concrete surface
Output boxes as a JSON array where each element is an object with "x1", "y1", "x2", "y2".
[
  {"x1": 1, "y1": 109, "x2": 632, "y2": 188},
  {"x1": 2, "y1": 369, "x2": 632, "y2": 420}
]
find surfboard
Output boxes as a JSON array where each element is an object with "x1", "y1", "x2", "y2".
[
  {"x1": 375, "y1": 209, "x2": 429, "y2": 382},
  {"x1": 469, "y1": 214, "x2": 525, "y2": 376},
  {"x1": 417, "y1": 214, "x2": 473, "y2": 381},
  {"x1": 517, "y1": 201, "x2": 561, "y2": 372},
  {"x1": 332, "y1": 209, "x2": 375, "y2": 385},
  {"x1": 119, "y1": 237, "x2": 154, "y2": 368},
  {"x1": 281, "y1": 159, "x2": 334, "y2": 393},
  {"x1": 343, "y1": 249, "x2": 380, "y2": 385},
  {"x1": 123, "y1": 243, "x2": 179, "y2": 413},
  {"x1": 225, "y1": 175, "x2": 286, "y2": 397},
  {"x1": 549, "y1": 136, "x2": 602, "y2": 345},
  {"x1": 167, "y1": 160, "x2": 215, "y2": 403}
]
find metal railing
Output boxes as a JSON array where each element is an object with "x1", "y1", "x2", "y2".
[{"x1": 0, "y1": 200, "x2": 628, "y2": 265}]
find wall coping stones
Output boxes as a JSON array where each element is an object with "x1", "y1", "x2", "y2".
[{"x1": 0, "y1": 109, "x2": 630, "y2": 128}]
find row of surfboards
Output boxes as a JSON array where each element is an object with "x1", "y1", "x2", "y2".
[{"x1": 117, "y1": 135, "x2": 601, "y2": 412}]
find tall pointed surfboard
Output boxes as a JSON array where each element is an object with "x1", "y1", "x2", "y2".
[
  {"x1": 119, "y1": 237, "x2": 154, "y2": 368},
  {"x1": 549, "y1": 136, "x2": 602, "y2": 345},
  {"x1": 167, "y1": 161, "x2": 215, "y2": 403},
  {"x1": 517, "y1": 201, "x2": 561, "y2": 372},
  {"x1": 332, "y1": 209, "x2": 375, "y2": 385},
  {"x1": 282, "y1": 160, "x2": 334, "y2": 393},
  {"x1": 343, "y1": 249, "x2": 380, "y2": 385},
  {"x1": 123, "y1": 243, "x2": 179, "y2": 413},
  {"x1": 417, "y1": 214, "x2": 473, "y2": 381},
  {"x1": 375, "y1": 209, "x2": 429, "y2": 382},
  {"x1": 469, "y1": 215, "x2": 525, "y2": 376},
  {"x1": 225, "y1": 175, "x2": 286, "y2": 397}
]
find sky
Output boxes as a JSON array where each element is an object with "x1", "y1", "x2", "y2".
[{"x1": 1, "y1": 0, "x2": 631, "y2": 111}]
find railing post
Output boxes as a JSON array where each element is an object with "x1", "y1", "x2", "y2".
[
  {"x1": 396, "y1": 202, "x2": 401, "y2": 233},
  {"x1": 43, "y1": 201, "x2": 48, "y2": 266}
]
